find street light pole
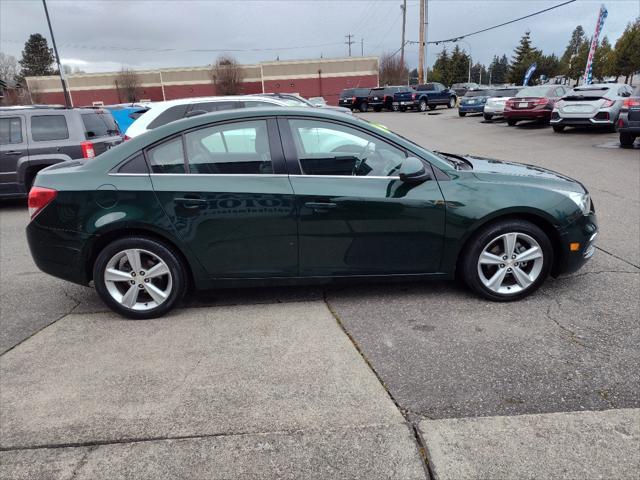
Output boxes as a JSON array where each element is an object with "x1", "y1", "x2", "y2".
[{"x1": 42, "y1": 0, "x2": 71, "y2": 108}]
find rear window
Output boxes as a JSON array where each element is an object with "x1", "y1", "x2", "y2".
[
  {"x1": 464, "y1": 90, "x2": 490, "y2": 97},
  {"x1": 341, "y1": 89, "x2": 355, "y2": 98},
  {"x1": 0, "y1": 117, "x2": 23, "y2": 144},
  {"x1": 492, "y1": 89, "x2": 520, "y2": 97},
  {"x1": 31, "y1": 115, "x2": 69, "y2": 141},
  {"x1": 516, "y1": 86, "x2": 550, "y2": 97},
  {"x1": 354, "y1": 88, "x2": 371, "y2": 96},
  {"x1": 81, "y1": 111, "x2": 119, "y2": 139},
  {"x1": 148, "y1": 104, "x2": 189, "y2": 129}
]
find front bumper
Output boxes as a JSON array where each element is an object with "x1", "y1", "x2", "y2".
[
  {"x1": 556, "y1": 211, "x2": 598, "y2": 276},
  {"x1": 27, "y1": 221, "x2": 93, "y2": 285}
]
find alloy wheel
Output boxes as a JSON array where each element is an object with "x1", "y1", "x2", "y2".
[
  {"x1": 477, "y1": 232, "x2": 544, "y2": 295},
  {"x1": 104, "y1": 248, "x2": 173, "y2": 311},
  {"x1": 419, "y1": 100, "x2": 427, "y2": 112}
]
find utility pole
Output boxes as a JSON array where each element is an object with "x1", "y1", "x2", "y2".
[
  {"x1": 400, "y1": 0, "x2": 407, "y2": 67},
  {"x1": 424, "y1": 0, "x2": 428, "y2": 82},
  {"x1": 418, "y1": 0, "x2": 425, "y2": 83},
  {"x1": 345, "y1": 34, "x2": 354, "y2": 57},
  {"x1": 361, "y1": 38, "x2": 364, "y2": 56},
  {"x1": 42, "y1": 0, "x2": 71, "y2": 108}
]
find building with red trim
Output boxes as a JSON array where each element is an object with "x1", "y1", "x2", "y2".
[{"x1": 25, "y1": 56, "x2": 379, "y2": 106}]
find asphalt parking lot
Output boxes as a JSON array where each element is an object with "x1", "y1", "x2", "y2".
[{"x1": 1, "y1": 108, "x2": 639, "y2": 479}]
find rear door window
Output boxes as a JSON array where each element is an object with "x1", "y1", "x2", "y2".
[
  {"x1": 81, "y1": 111, "x2": 119, "y2": 139},
  {"x1": 147, "y1": 104, "x2": 189, "y2": 129},
  {"x1": 0, "y1": 117, "x2": 23, "y2": 144},
  {"x1": 31, "y1": 115, "x2": 69, "y2": 141},
  {"x1": 147, "y1": 137, "x2": 186, "y2": 174}
]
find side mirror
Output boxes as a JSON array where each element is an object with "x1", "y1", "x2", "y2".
[
  {"x1": 399, "y1": 157, "x2": 431, "y2": 182},
  {"x1": 184, "y1": 109, "x2": 208, "y2": 118}
]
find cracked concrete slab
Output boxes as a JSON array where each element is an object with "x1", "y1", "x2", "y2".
[
  {"x1": 1, "y1": 424, "x2": 426, "y2": 480},
  {"x1": 420, "y1": 408, "x2": 640, "y2": 480},
  {"x1": 326, "y1": 252, "x2": 640, "y2": 419},
  {"x1": 0, "y1": 301, "x2": 405, "y2": 449}
]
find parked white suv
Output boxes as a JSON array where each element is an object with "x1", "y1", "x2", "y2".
[{"x1": 125, "y1": 95, "x2": 296, "y2": 138}]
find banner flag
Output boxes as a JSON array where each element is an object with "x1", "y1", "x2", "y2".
[{"x1": 583, "y1": 4, "x2": 608, "y2": 85}]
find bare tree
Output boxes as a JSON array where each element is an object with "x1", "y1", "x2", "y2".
[
  {"x1": 379, "y1": 52, "x2": 409, "y2": 86},
  {"x1": 0, "y1": 52, "x2": 19, "y2": 83},
  {"x1": 211, "y1": 55, "x2": 244, "y2": 95},
  {"x1": 115, "y1": 67, "x2": 141, "y2": 102}
]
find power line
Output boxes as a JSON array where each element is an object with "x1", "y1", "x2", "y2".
[{"x1": 428, "y1": 0, "x2": 577, "y2": 45}]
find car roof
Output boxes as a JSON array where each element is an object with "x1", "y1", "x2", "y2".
[
  {"x1": 0, "y1": 106, "x2": 106, "y2": 114},
  {"x1": 146, "y1": 95, "x2": 288, "y2": 108}
]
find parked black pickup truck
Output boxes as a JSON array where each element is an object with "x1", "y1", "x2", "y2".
[{"x1": 393, "y1": 83, "x2": 458, "y2": 112}]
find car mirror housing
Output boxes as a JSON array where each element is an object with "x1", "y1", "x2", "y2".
[{"x1": 399, "y1": 157, "x2": 431, "y2": 182}]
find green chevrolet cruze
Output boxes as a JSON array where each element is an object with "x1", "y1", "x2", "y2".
[{"x1": 26, "y1": 107, "x2": 598, "y2": 319}]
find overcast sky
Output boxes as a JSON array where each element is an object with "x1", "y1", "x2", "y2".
[{"x1": 1, "y1": 0, "x2": 638, "y2": 73}]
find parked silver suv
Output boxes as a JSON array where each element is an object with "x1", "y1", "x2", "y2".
[{"x1": 550, "y1": 83, "x2": 634, "y2": 132}]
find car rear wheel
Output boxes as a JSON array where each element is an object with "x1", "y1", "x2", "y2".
[
  {"x1": 462, "y1": 220, "x2": 552, "y2": 302},
  {"x1": 483, "y1": 113, "x2": 493, "y2": 121},
  {"x1": 373, "y1": 106, "x2": 382, "y2": 112},
  {"x1": 507, "y1": 119, "x2": 517, "y2": 126},
  {"x1": 458, "y1": 111, "x2": 466, "y2": 117},
  {"x1": 448, "y1": 97, "x2": 456, "y2": 108},
  {"x1": 552, "y1": 125, "x2": 565, "y2": 133},
  {"x1": 619, "y1": 132, "x2": 636, "y2": 148},
  {"x1": 359, "y1": 102, "x2": 368, "y2": 113},
  {"x1": 93, "y1": 237, "x2": 187, "y2": 319},
  {"x1": 419, "y1": 99, "x2": 428, "y2": 112}
]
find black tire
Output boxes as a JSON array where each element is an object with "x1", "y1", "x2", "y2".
[
  {"x1": 447, "y1": 96, "x2": 457, "y2": 108},
  {"x1": 458, "y1": 111, "x2": 467, "y2": 117},
  {"x1": 419, "y1": 99, "x2": 428, "y2": 112},
  {"x1": 373, "y1": 106, "x2": 382, "y2": 112},
  {"x1": 507, "y1": 119, "x2": 517, "y2": 126},
  {"x1": 359, "y1": 102, "x2": 369, "y2": 113},
  {"x1": 483, "y1": 113, "x2": 493, "y2": 122},
  {"x1": 428, "y1": 104, "x2": 436, "y2": 111},
  {"x1": 461, "y1": 219, "x2": 553, "y2": 302},
  {"x1": 93, "y1": 236, "x2": 187, "y2": 319},
  {"x1": 400, "y1": 106, "x2": 407, "y2": 112},
  {"x1": 552, "y1": 125, "x2": 565, "y2": 133},
  {"x1": 619, "y1": 132, "x2": 636, "y2": 148}
]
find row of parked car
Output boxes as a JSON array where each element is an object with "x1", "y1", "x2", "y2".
[
  {"x1": 457, "y1": 83, "x2": 639, "y2": 148},
  {"x1": 337, "y1": 82, "x2": 640, "y2": 148}
]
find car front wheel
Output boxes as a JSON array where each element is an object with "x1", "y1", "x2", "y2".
[
  {"x1": 93, "y1": 237, "x2": 187, "y2": 319},
  {"x1": 619, "y1": 132, "x2": 636, "y2": 148},
  {"x1": 552, "y1": 125, "x2": 565, "y2": 132},
  {"x1": 458, "y1": 111, "x2": 466, "y2": 117},
  {"x1": 483, "y1": 113, "x2": 493, "y2": 121},
  {"x1": 462, "y1": 220, "x2": 552, "y2": 301},
  {"x1": 419, "y1": 99, "x2": 428, "y2": 112}
]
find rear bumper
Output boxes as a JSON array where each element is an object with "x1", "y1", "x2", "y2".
[
  {"x1": 459, "y1": 104, "x2": 485, "y2": 113},
  {"x1": 556, "y1": 211, "x2": 598, "y2": 276},
  {"x1": 504, "y1": 109, "x2": 551, "y2": 120},
  {"x1": 483, "y1": 105, "x2": 505, "y2": 115},
  {"x1": 393, "y1": 100, "x2": 418, "y2": 108},
  {"x1": 27, "y1": 221, "x2": 93, "y2": 285}
]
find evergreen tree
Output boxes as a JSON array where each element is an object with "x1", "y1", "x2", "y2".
[
  {"x1": 560, "y1": 25, "x2": 585, "y2": 75},
  {"x1": 536, "y1": 53, "x2": 561, "y2": 82},
  {"x1": 508, "y1": 31, "x2": 540, "y2": 84},
  {"x1": 470, "y1": 63, "x2": 488, "y2": 84},
  {"x1": 592, "y1": 36, "x2": 613, "y2": 80},
  {"x1": 612, "y1": 17, "x2": 640, "y2": 83},
  {"x1": 449, "y1": 45, "x2": 471, "y2": 84},
  {"x1": 19, "y1": 33, "x2": 56, "y2": 78},
  {"x1": 430, "y1": 47, "x2": 450, "y2": 84},
  {"x1": 488, "y1": 55, "x2": 509, "y2": 84}
]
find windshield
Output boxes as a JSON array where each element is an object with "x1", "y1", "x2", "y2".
[{"x1": 516, "y1": 86, "x2": 549, "y2": 97}]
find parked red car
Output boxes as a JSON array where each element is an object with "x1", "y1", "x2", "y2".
[{"x1": 504, "y1": 85, "x2": 569, "y2": 126}]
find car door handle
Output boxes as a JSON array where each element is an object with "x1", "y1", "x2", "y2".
[
  {"x1": 175, "y1": 196, "x2": 207, "y2": 209},
  {"x1": 305, "y1": 202, "x2": 337, "y2": 211},
  {"x1": 5, "y1": 151, "x2": 22, "y2": 156}
]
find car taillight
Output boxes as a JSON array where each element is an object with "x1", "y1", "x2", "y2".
[
  {"x1": 412, "y1": 93, "x2": 417, "y2": 100},
  {"x1": 28, "y1": 186, "x2": 57, "y2": 219},
  {"x1": 124, "y1": 134, "x2": 132, "y2": 141},
  {"x1": 623, "y1": 98, "x2": 640, "y2": 107},
  {"x1": 601, "y1": 99, "x2": 615, "y2": 108},
  {"x1": 81, "y1": 141, "x2": 95, "y2": 159},
  {"x1": 352, "y1": 96, "x2": 356, "y2": 103},
  {"x1": 536, "y1": 98, "x2": 549, "y2": 105}
]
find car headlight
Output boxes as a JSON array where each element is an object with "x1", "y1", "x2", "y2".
[{"x1": 565, "y1": 191, "x2": 591, "y2": 215}]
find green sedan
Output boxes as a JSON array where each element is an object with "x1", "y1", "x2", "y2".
[{"x1": 26, "y1": 107, "x2": 598, "y2": 319}]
